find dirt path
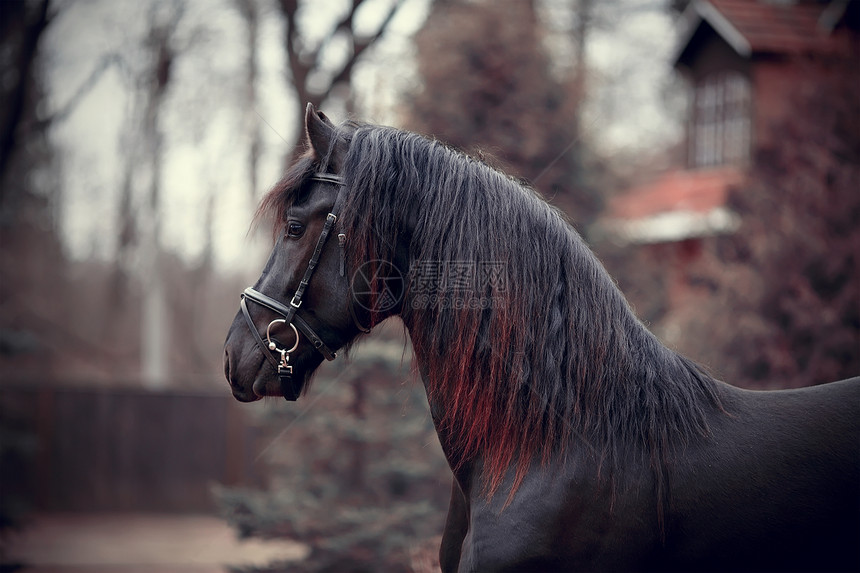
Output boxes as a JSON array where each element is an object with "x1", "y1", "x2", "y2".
[{"x1": 2, "y1": 513, "x2": 309, "y2": 572}]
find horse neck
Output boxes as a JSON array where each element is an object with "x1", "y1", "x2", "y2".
[
  {"x1": 398, "y1": 240, "x2": 720, "y2": 478},
  {"x1": 340, "y1": 126, "x2": 720, "y2": 486}
]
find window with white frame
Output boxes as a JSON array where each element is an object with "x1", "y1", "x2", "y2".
[{"x1": 691, "y1": 72, "x2": 751, "y2": 168}]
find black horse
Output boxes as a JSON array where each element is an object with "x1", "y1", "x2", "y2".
[{"x1": 223, "y1": 104, "x2": 860, "y2": 572}]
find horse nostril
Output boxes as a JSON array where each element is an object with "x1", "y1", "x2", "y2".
[{"x1": 223, "y1": 349, "x2": 231, "y2": 381}]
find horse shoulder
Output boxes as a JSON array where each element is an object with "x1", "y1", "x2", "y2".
[{"x1": 459, "y1": 453, "x2": 662, "y2": 572}]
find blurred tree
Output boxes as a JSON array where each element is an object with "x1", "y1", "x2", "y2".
[
  {"x1": 104, "y1": 1, "x2": 232, "y2": 384},
  {"x1": 405, "y1": 0, "x2": 602, "y2": 226},
  {"x1": 235, "y1": 0, "x2": 263, "y2": 201},
  {"x1": 0, "y1": 0, "x2": 52, "y2": 185},
  {"x1": 2, "y1": 0, "x2": 282, "y2": 383},
  {"x1": 0, "y1": 0, "x2": 57, "y2": 541},
  {"x1": 0, "y1": 0, "x2": 63, "y2": 368},
  {"x1": 672, "y1": 58, "x2": 860, "y2": 388},
  {"x1": 0, "y1": 1, "x2": 169, "y2": 383},
  {"x1": 113, "y1": 1, "x2": 188, "y2": 386},
  {"x1": 275, "y1": 0, "x2": 409, "y2": 159}
]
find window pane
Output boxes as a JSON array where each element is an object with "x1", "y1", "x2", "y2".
[{"x1": 692, "y1": 72, "x2": 750, "y2": 167}]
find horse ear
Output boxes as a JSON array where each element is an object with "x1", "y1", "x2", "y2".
[{"x1": 305, "y1": 102, "x2": 334, "y2": 159}]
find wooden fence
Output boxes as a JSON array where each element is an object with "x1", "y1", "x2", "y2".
[{"x1": 0, "y1": 383, "x2": 267, "y2": 512}]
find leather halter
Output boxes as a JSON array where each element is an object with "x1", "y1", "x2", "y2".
[{"x1": 240, "y1": 172, "x2": 349, "y2": 401}]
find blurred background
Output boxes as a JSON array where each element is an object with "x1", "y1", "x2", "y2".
[{"x1": 1, "y1": 0, "x2": 857, "y2": 570}]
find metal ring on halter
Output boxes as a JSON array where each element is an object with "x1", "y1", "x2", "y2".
[{"x1": 266, "y1": 319, "x2": 300, "y2": 354}]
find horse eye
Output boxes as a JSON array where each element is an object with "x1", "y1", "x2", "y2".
[{"x1": 287, "y1": 221, "x2": 305, "y2": 238}]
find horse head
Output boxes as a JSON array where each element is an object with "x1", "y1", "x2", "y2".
[{"x1": 223, "y1": 104, "x2": 404, "y2": 402}]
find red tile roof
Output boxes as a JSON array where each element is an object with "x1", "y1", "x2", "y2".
[
  {"x1": 709, "y1": 0, "x2": 848, "y2": 56},
  {"x1": 598, "y1": 168, "x2": 744, "y2": 244},
  {"x1": 607, "y1": 167, "x2": 743, "y2": 221},
  {"x1": 676, "y1": 0, "x2": 854, "y2": 64}
]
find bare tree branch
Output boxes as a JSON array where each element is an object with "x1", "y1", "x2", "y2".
[
  {"x1": 44, "y1": 53, "x2": 129, "y2": 127},
  {"x1": 276, "y1": 0, "x2": 410, "y2": 156},
  {"x1": 330, "y1": 0, "x2": 407, "y2": 89}
]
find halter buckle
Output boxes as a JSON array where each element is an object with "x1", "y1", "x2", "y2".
[
  {"x1": 290, "y1": 294, "x2": 302, "y2": 309},
  {"x1": 278, "y1": 350, "x2": 292, "y2": 374}
]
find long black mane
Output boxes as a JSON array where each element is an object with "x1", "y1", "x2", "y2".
[{"x1": 262, "y1": 122, "x2": 724, "y2": 512}]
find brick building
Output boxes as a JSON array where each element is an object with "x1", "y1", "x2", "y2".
[{"x1": 602, "y1": 0, "x2": 858, "y2": 316}]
